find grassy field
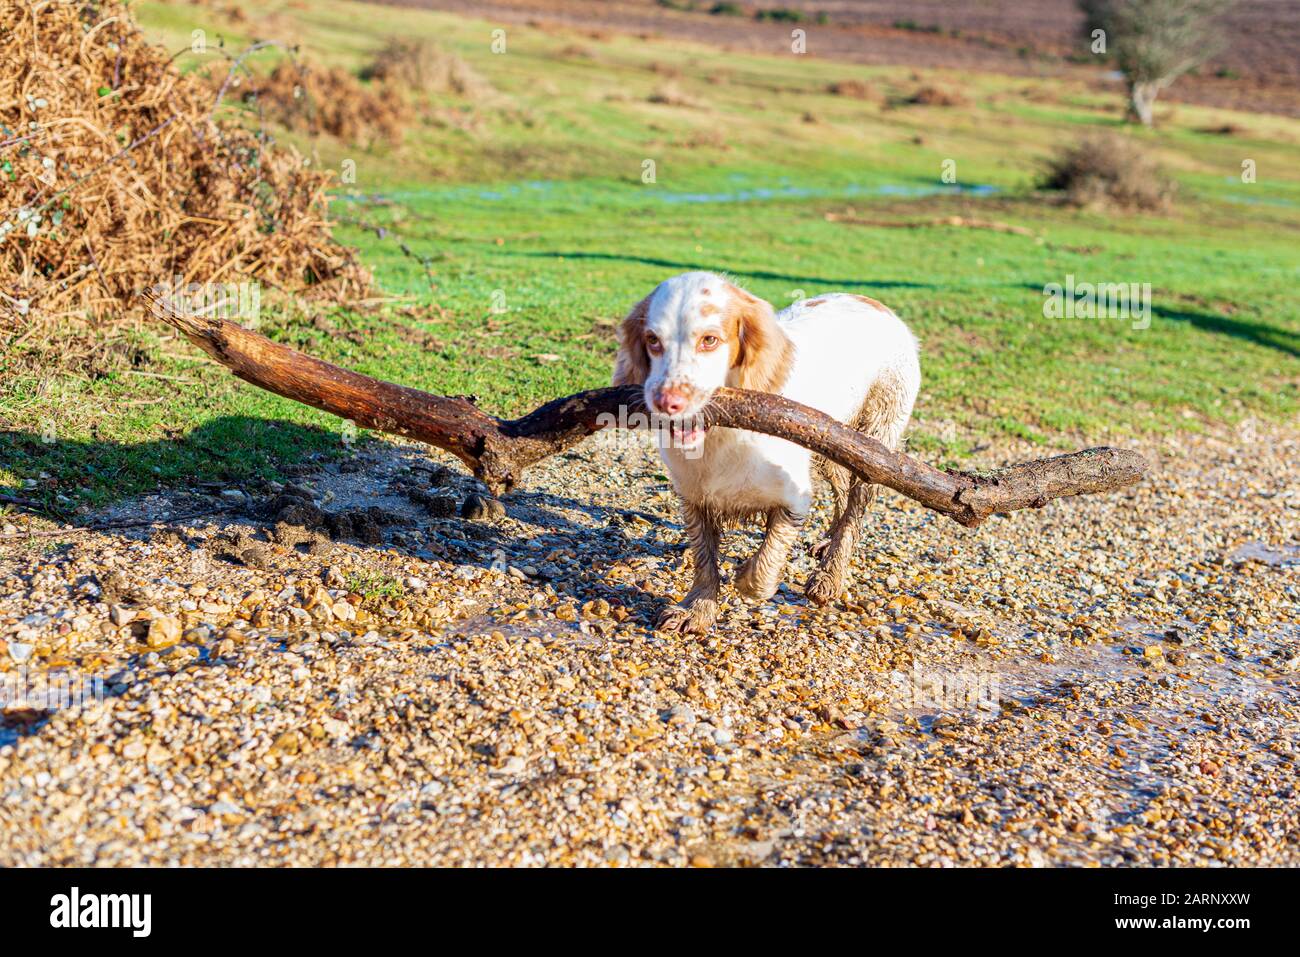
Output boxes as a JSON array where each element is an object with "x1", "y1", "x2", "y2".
[{"x1": 3, "y1": 0, "x2": 1298, "y2": 512}]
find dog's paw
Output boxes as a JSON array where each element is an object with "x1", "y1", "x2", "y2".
[
  {"x1": 803, "y1": 569, "x2": 842, "y2": 607},
  {"x1": 656, "y1": 600, "x2": 718, "y2": 635},
  {"x1": 808, "y1": 537, "x2": 833, "y2": 561},
  {"x1": 734, "y1": 556, "x2": 781, "y2": 601}
]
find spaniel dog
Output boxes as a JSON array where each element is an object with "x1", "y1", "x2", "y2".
[{"x1": 613, "y1": 271, "x2": 920, "y2": 633}]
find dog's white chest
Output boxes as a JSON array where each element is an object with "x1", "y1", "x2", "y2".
[{"x1": 660, "y1": 428, "x2": 813, "y2": 516}]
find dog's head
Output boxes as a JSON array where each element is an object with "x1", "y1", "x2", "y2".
[{"x1": 612, "y1": 272, "x2": 792, "y2": 444}]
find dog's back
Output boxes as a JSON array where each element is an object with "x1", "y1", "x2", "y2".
[{"x1": 776, "y1": 292, "x2": 919, "y2": 431}]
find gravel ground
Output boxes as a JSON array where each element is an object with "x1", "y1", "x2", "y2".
[{"x1": 1, "y1": 421, "x2": 1296, "y2": 866}]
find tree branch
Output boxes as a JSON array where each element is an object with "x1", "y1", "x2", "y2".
[{"x1": 141, "y1": 291, "x2": 1148, "y2": 528}]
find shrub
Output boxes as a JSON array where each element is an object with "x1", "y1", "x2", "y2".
[
  {"x1": 902, "y1": 86, "x2": 969, "y2": 107},
  {"x1": 1040, "y1": 134, "x2": 1178, "y2": 210},
  {"x1": 893, "y1": 19, "x2": 942, "y2": 33},
  {"x1": 647, "y1": 82, "x2": 700, "y2": 107},
  {"x1": 258, "y1": 62, "x2": 411, "y2": 146},
  {"x1": 361, "y1": 38, "x2": 494, "y2": 100},
  {"x1": 756, "y1": 7, "x2": 805, "y2": 22},
  {"x1": 826, "y1": 80, "x2": 874, "y2": 99}
]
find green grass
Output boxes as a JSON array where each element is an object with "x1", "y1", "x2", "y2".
[
  {"x1": 2, "y1": 0, "x2": 1297, "y2": 509},
  {"x1": 345, "y1": 570, "x2": 406, "y2": 601}
]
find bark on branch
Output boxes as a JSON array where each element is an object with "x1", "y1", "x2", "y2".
[{"x1": 142, "y1": 291, "x2": 1148, "y2": 528}]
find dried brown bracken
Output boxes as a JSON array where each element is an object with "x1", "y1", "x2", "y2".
[
  {"x1": 0, "y1": 0, "x2": 370, "y2": 346},
  {"x1": 255, "y1": 61, "x2": 411, "y2": 146},
  {"x1": 902, "y1": 86, "x2": 969, "y2": 107},
  {"x1": 360, "y1": 37, "x2": 494, "y2": 100},
  {"x1": 826, "y1": 80, "x2": 874, "y2": 100}
]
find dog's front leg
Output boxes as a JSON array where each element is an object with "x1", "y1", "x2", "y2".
[
  {"x1": 736, "y1": 507, "x2": 805, "y2": 601},
  {"x1": 657, "y1": 502, "x2": 721, "y2": 634}
]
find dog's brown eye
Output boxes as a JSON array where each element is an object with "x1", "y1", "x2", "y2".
[
  {"x1": 644, "y1": 332, "x2": 663, "y2": 353},
  {"x1": 698, "y1": 335, "x2": 720, "y2": 351}
]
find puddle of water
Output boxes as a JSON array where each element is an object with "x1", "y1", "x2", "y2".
[
  {"x1": 874, "y1": 632, "x2": 1298, "y2": 860},
  {"x1": 1, "y1": 664, "x2": 107, "y2": 746},
  {"x1": 338, "y1": 178, "x2": 1002, "y2": 210},
  {"x1": 446, "y1": 613, "x2": 607, "y2": 649},
  {"x1": 1228, "y1": 541, "x2": 1300, "y2": 567},
  {"x1": 653, "y1": 182, "x2": 999, "y2": 205},
  {"x1": 1217, "y1": 192, "x2": 1300, "y2": 209}
]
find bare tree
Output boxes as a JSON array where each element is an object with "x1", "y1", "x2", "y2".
[{"x1": 1080, "y1": 0, "x2": 1233, "y2": 126}]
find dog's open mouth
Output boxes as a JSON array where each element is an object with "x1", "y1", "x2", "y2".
[{"x1": 668, "y1": 422, "x2": 707, "y2": 448}]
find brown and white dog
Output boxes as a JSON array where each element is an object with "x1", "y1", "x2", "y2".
[{"x1": 613, "y1": 271, "x2": 920, "y2": 633}]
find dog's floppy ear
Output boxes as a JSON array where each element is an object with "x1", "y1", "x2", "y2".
[
  {"x1": 611, "y1": 291, "x2": 655, "y2": 386},
  {"x1": 726, "y1": 283, "x2": 793, "y2": 393}
]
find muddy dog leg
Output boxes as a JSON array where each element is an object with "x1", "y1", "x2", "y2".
[
  {"x1": 735, "y1": 506, "x2": 806, "y2": 601},
  {"x1": 657, "y1": 502, "x2": 723, "y2": 634},
  {"x1": 809, "y1": 462, "x2": 849, "y2": 561},
  {"x1": 805, "y1": 366, "x2": 916, "y2": 606},
  {"x1": 805, "y1": 481, "x2": 873, "y2": 605}
]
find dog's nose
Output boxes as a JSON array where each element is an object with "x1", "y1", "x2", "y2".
[{"x1": 654, "y1": 387, "x2": 691, "y2": 416}]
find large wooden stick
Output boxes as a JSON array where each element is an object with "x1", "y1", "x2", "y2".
[{"x1": 142, "y1": 291, "x2": 1147, "y2": 528}]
